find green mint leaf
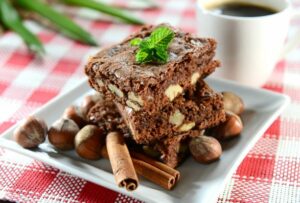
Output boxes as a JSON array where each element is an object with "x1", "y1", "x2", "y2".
[
  {"x1": 130, "y1": 26, "x2": 174, "y2": 64},
  {"x1": 148, "y1": 26, "x2": 174, "y2": 49},
  {"x1": 155, "y1": 47, "x2": 168, "y2": 62},
  {"x1": 130, "y1": 38, "x2": 142, "y2": 46},
  {"x1": 139, "y1": 39, "x2": 151, "y2": 50},
  {"x1": 136, "y1": 50, "x2": 151, "y2": 63}
]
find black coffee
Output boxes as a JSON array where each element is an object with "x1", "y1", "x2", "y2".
[{"x1": 207, "y1": 2, "x2": 277, "y2": 17}]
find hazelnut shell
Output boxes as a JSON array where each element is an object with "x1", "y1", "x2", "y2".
[
  {"x1": 189, "y1": 136, "x2": 222, "y2": 164},
  {"x1": 13, "y1": 116, "x2": 47, "y2": 148},
  {"x1": 48, "y1": 118, "x2": 79, "y2": 150},
  {"x1": 75, "y1": 125, "x2": 104, "y2": 160},
  {"x1": 222, "y1": 91, "x2": 245, "y2": 115},
  {"x1": 211, "y1": 111, "x2": 243, "y2": 140},
  {"x1": 63, "y1": 105, "x2": 86, "y2": 128}
]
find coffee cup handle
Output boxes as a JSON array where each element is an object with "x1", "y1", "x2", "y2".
[{"x1": 280, "y1": 9, "x2": 300, "y2": 59}]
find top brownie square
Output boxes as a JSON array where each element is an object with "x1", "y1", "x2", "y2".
[{"x1": 85, "y1": 24, "x2": 219, "y2": 114}]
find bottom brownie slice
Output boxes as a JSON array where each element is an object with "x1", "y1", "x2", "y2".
[{"x1": 86, "y1": 98, "x2": 195, "y2": 168}]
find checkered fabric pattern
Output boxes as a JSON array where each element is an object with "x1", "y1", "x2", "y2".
[{"x1": 0, "y1": 0, "x2": 299, "y2": 202}]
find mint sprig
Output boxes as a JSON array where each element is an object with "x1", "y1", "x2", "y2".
[{"x1": 130, "y1": 26, "x2": 174, "y2": 64}]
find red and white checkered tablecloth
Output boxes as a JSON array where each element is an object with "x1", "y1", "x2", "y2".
[{"x1": 0, "y1": 0, "x2": 300, "y2": 202}]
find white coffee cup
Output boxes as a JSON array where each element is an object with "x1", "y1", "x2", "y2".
[{"x1": 196, "y1": 0, "x2": 300, "y2": 87}]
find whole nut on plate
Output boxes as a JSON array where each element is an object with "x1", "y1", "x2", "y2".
[
  {"x1": 210, "y1": 111, "x2": 243, "y2": 140},
  {"x1": 63, "y1": 105, "x2": 87, "y2": 128},
  {"x1": 75, "y1": 125, "x2": 104, "y2": 160},
  {"x1": 222, "y1": 91, "x2": 244, "y2": 115},
  {"x1": 81, "y1": 93, "x2": 103, "y2": 117},
  {"x1": 189, "y1": 135, "x2": 222, "y2": 164},
  {"x1": 48, "y1": 118, "x2": 79, "y2": 150},
  {"x1": 13, "y1": 116, "x2": 47, "y2": 148}
]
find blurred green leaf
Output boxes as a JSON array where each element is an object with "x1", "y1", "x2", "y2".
[
  {"x1": 15, "y1": 0, "x2": 98, "y2": 46},
  {"x1": 61, "y1": 0, "x2": 144, "y2": 25},
  {"x1": 0, "y1": 0, "x2": 45, "y2": 55},
  {"x1": 130, "y1": 38, "x2": 142, "y2": 46}
]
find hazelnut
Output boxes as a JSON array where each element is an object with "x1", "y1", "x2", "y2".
[
  {"x1": 81, "y1": 93, "x2": 103, "y2": 117},
  {"x1": 169, "y1": 109, "x2": 185, "y2": 127},
  {"x1": 126, "y1": 100, "x2": 141, "y2": 111},
  {"x1": 191, "y1": 72, "x2": 200, "y2": 85},
  {"x1": 126, "y1": 92, "x2": 144, "y2": 111},
  {"x1": 178, "y1": 122, "x2": 195, "y2": 132},
  {"x1": 211, "y1": 111, "x2": 243, "y2": 140},
  {"x1": 164, "y1": 84, "x2": 183, "y2": 101},
  {"x1": 108, "y1": 84, "x2": 124, "y2": 98},
  {"x1": 128, "y1": 92, "x2": 143, "y2": 106},
  {"x1": 189, "y1": 136, "x2": 222, "y2": 164},
  {"x1": 63, "y1": 105, "x2": 86, "y2": 128},
  {"x1": 96, "y1": 79, "x2": 104, "y2": 87},
  {"x1": 222, "y1": 92, "x2": 244, "y2": 115},
  {"x1": 48, "y1": 118, "x2": 79, "y2": 150},
  {"x1": 13, "y1": 116, "x2": 47, "y2": 148},
  {"x1": 75, "y1": 125, "x2": 104, "y2": 160}
]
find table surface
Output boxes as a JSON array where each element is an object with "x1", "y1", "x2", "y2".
[{"x1": 0, "y1": 0, "x2": 300, "y2": 202}]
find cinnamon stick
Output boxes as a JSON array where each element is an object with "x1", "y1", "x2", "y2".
[
  {"x1": 133, "y1": 158, "x2": 176, "y2": 190},
  {"x1": 131, "y1": 152, "x2": 180, "y2": 182},
  {"x1": 101, "y1": 146, "x2": 178, "y2": 190},
  {"x1": 106, "y1": 132, "x2": 138, "y2": 191}
]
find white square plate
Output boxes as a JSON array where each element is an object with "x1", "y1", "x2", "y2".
[{"x1": 0, "y1": 78, "x2": 290, "y2": 203}]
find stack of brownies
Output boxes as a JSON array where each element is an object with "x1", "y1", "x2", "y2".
[{"x1": 85, "y1": 24, "x2": 225, "y2": 168}]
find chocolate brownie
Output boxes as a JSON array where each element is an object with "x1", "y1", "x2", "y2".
[
  {"x1": 85, "y1": 24, "x2": 219, "y2": 114},
  {"x1": 87, "y1": 99, "x2": 130, "y2": 137},
  {"x1": 116, "y1": 80, "x2": 226, "y2": 144}
]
